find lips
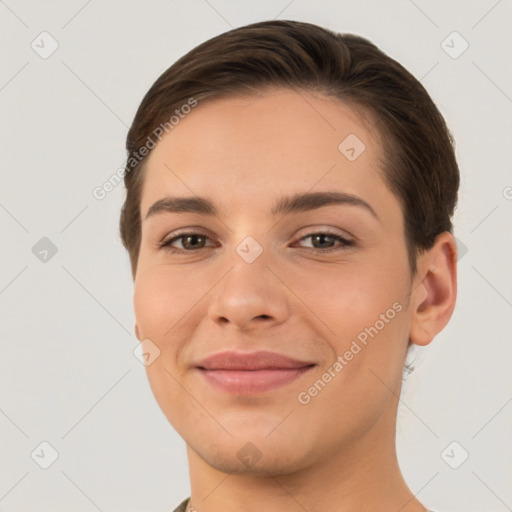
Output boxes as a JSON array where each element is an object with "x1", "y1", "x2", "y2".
[
  {"x1": 196, "y1": 350, "x2": 315, "y2": 370},
  {"x1": 195, "y1": 350, "x2": 316, "y2": 393}
]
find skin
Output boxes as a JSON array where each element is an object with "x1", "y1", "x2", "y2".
[{"x1": 133, "y1": 88, "x2": 457, "y2": 512}]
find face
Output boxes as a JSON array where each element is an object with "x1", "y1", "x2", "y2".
[{"x1": 134, "y1": 88, "x2": 416, "y2": 475}]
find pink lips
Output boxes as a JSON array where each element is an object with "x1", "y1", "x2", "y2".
[{"x1": 195, "y1": 350, "x2": 315, "y2": 394}]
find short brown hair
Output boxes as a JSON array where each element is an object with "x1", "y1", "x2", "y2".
[{"x1": 120, "y1": 19, "x2": 459, "y2": 278}]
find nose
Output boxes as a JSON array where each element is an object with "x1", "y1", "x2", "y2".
[{"x1": 207, "y1": 253, "x2": 290, "y2": 332}]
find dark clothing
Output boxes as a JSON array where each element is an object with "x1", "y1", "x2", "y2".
[
  {"x1": 171, "y1": 497, "x2": 190, "y2": 512},
  {"x1": 171, "y1": 497, "x2": 437, "y2": 511}
]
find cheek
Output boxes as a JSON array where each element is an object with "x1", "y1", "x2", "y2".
[
  {"x1": 292, "y1": 253, "x2": 411, "y2": 388},
  {"x1": 288, "y1": 258, "x2": 407, "y2": 333},
  {"x1": 133, "y1": 275, "x2": 167, "y2": 341},
  {"x1": 133, "y1": 264, "x2": 206, "y2": 339},
  {"x1": 133, "y1": 268, "x2": 201, "y2": 430},
  {"x1": 133, "y1": 265, "x2": 211, "y2": 399},
  {"x1": 294, "y1": 269, "x2": 409, "y2": 440}
]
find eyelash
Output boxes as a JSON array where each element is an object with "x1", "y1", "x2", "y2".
[{"x1": 159, "y1": 229, "x2": 354, "y2": 254}]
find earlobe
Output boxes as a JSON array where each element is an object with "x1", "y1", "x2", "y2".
[{"x1": 409, "y1": 232, "x2": 458, "y2": 347}]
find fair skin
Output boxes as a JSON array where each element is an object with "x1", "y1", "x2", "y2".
[{"x1": 133, "y1": 88, "x2": 457, "y2": 512}]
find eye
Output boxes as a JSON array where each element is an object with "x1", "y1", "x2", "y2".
[
  {"x1": 160, "y1": 232, "x2": 216, "y2": 253},
  {"x1": 294, "y1": 231, "x2": 354, "y2": 253}
]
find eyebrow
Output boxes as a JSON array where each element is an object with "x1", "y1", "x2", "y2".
[{"x1": 144, "y1": 191, "x2": 378, "y2": 220}]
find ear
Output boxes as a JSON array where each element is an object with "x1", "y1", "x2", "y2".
[
  {"x1": 135, "y1": 323, "x2": 141, "y2": 342},
  {"x1": 409, "y1": 231, "x2": 458, "y2": 346}
]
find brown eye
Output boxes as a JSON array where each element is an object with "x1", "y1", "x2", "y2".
[
  {"x1": 179, "y1": 234, "x2": 207, "y2": 250},
  {"x1": 161, "y1": 233, "x2": 214, "y2": 253},
  {"x1": 296, "y1": 232, "x2": 354, "y2": 253},
  {"x1": 310, "y1": 234, "x2": 337, "y2": 249}
]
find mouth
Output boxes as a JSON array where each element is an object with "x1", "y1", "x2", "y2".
[
  {"x1": 197, "y1": 366, "x2": 315, "y2": 394},
  {"x1": 195, "y1": 350, "x2": 316, "y2": 394}
]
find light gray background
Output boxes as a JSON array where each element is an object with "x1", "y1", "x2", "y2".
[{"x1": 1, "y1": 1, "x2": 511, "y2": 511}]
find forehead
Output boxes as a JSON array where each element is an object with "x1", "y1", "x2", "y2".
[{"x1": 139, "y1": 88, "x2": 395, "y2": 220}]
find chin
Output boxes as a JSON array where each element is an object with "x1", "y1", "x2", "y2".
[{"x1": 192, "y1": 439, "x2": 310, "y2": 477}]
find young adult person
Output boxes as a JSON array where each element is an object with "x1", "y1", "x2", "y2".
[{"x1": 120, "y1": 20, "x2": 459, "y2": 512}]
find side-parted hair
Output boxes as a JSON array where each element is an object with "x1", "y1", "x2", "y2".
[{"x1": 120, "y1": 19, "x2": 459, "y2": 278}]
